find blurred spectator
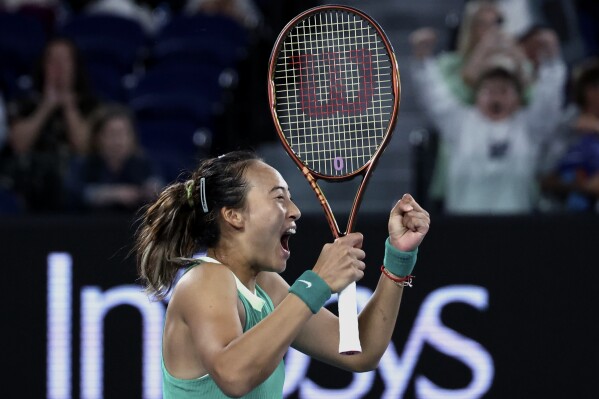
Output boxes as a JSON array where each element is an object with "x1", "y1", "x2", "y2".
[
  {"x1": 410, "y1": 0, "x2": 535, "y2": 211},
  {"x1": 82, "y1": 0, "x2": 160, "y2": 35},
  {"x1": 207, "y1": 1, "x2": 319, "y2": 154},
  {"x1": 410, "y1": 38, "x2": 566, "y2": 214},
  {"x1": 417, "y1": 0, "x2": 532, "y2": 104},
  {"x1": 65, "y1": 103, "x2": 163, "y2": 213},
  {"x1": 183, "y1": 0, "x2": 262, "y2": 30},
  {"x1": 539, "y1": 58, "x2": 599, "y2": 212},
  {"x1": 0, "y1": 36, "x2": 100, "y2": 212},
  {"x1": 494, "y1": 0, "x2": 534, "y2": 38},
  {"x1": 518, "y1": 24, "x2": 562, "y2": 79}
]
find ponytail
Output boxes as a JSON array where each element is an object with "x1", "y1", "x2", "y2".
[{"x1": 134, "y1": 151, "x2": 261, "y2": 300}]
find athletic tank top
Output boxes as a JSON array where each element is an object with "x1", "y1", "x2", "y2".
[{"x1": 162, "y1": 257, "x2": 285, "y2": 398}]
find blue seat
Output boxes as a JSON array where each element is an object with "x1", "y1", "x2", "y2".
[
  {"x1": 0, "y1": 186, "x2": 24, "y2": 214},
  {"x1": 129, "y1": 63, "x2": 225, "y2": 106},
  {"x1": 134, "y1": 98, "x2": 215, "y2": 182},
  {"x1": 57, "y1": 14, "x2": 148, "y2": 75},
  {"x1": 135, "y1": 115, "x2": 212, "y2": 182},
  {"x1": 151, "y1": 14, "x2": 250, "y2": 69},
  {"x1": 86, "y1": 63, "x2": 128, "y2": 102},
  {"x1": 129, "y1": 63, "x2": 224, "y2": 181},
  {"x1": 0, "y1": 12, "x2": 47, "y2": 100}
]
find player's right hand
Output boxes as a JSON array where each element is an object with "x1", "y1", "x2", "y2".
[{"x1": 312, "y1": 233, "x2": 365, "y2": 293}]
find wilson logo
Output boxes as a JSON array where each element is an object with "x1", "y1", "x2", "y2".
[{"x1": 290, "y1": 49, "x2": 376, "y2": 118}]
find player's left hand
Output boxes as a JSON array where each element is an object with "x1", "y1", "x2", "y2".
[{"x1": 388, "y1": 194, "x2": 430, "y2": 252}]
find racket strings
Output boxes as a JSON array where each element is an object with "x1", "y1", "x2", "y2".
[{"x1": 274, "y1": 9, "x2": 395, "y2": 176}]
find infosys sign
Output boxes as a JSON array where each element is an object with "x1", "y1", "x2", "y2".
[{"x1": 46, "y1": 253, "x2": 494, "y2": 399}]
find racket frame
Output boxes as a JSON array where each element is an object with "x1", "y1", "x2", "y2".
[{"x1": 267, "y1": 4, "x2": 401, "y2": 354}]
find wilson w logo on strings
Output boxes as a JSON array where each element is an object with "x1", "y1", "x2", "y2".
[{"x1": 290, "y1": 48, "x2": 376, "y2": 118}]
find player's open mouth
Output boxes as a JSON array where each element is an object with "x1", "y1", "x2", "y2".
[{"x1": 280, "y1": 227, "x2": 296, "y2": 252}]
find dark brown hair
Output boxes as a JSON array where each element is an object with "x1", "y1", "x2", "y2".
[
  {"x1": 475, "y1": 66, "x2": 524, "y2": 98},
  {"x1": 32, "y1": 36, "x2": 93, "y2": 97},
  {"x1": 88, "y1": 103, "x2": 138, "y2": 154},
  {"x1": 572, "y1": 58, "x2": 599, "y2": 109},
  {"x1": 133, "y1": 150, "x2": 261, "y2": 299}
]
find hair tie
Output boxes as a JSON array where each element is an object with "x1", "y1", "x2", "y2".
[
  {"x1": 199, "y1": 177, "x2": 209, "y2": 213},
  {"x1": 184, "y1": 180, "x2": 195, "y2": 208}
]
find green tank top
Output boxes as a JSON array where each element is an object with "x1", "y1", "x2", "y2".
[{"x1": 162, "y1": 260, "x2": 285, "y2": 398}]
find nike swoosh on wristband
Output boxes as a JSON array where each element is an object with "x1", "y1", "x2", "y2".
[{"x1": 297, "y1": 279, "x2": 312, "y2": 288}]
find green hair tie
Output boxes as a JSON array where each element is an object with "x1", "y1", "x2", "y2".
[{"x1": 184, "y1": 180, "x2": 195, "y2": 208}]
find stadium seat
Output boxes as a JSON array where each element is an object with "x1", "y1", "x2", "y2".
[
  {"x1": 150, "y1": 13, "x2": 250, "y2": 70},
  {"x1": 0, "y1": 12, "x2": 47, "y2": 100},
  {"x1": 58, "y1": 13, "x2": 147, "y2": 68},
  {"x1": 129, "y1": 63, "x2": 224, "y2": 181},
  {"x1": 85, "y1": 63, "x2": 129, "y2": 102},
  {"x1": 135, "y1": 113, "x2": 213, "y2": 182},
  {"x1": 0, "y1": 186, "x2": 24, "y2": 214},
  {"x1": 132, "y1": 95, "x2": 215, "y2": 182},
  {"x1": 57, "y1": 13, "x2": 148, "y2": 101},
  {"x1": 129, "y1": 62, "x2": 226, "y2": 106}
]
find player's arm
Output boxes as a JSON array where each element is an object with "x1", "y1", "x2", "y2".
[
  {"x1": 259, "y1": 271, "x2": 404, "y2": 372},
  {"x1": 172, "y1": 233, "x2": 366, "y2": 397},
  {"x1": 170, "y1": 263, "x2": 313, "y2": 397},
  {"x1": 261, "y1": 194, "x2": 430, "y2": 372}
]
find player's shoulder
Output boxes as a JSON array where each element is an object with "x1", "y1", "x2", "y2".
[
  {"x1": 175, "y1": 261, "x2": 236, "y2": 297},
  {"x1": 168, "y1": 262, "x2": 240, "y2": 324}
]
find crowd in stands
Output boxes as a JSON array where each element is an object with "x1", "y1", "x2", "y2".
[
  {"x1": 0, "y1": 0, "x2": 314, "y2": 214},
  {"x1": 0, "y1": 0, "x2": 597, "y2": 215},
  {"x1": 409, "y1": 0, "x2": 599, "y2": 215},
  {"x1": 64, "y1": 103, "x2": 163, "y2": 212}
]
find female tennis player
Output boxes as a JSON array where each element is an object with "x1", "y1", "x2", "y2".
[{"x1": 134, "y1": 150, "x2": 430, "y2": 398}]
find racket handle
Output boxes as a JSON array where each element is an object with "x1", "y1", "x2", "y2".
[{"x1": 338, "y1": 281, "x2": 362, "y2": 354}]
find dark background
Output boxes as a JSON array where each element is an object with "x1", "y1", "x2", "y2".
[{"x1": 3, "y1": 213, "x2": 598, "y2": 398}]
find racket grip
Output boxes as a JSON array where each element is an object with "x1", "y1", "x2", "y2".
[{"x1": 338, "y1": 281, "x2": 362, "y2": 354}]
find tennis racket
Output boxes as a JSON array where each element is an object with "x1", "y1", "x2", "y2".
[{"x1": 268, "y1": 5, "x2": 401, "y2": 354}]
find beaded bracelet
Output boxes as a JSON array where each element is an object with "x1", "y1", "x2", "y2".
[{"x1": 380, "y1": 266, "x2": 414, "y2": 287}]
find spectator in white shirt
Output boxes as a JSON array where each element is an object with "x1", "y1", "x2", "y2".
[{"x1": 409, "y1": 40, "x2": 566, "y2": 214}]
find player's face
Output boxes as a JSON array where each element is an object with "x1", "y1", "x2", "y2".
[
  {"x1": 476, "y1": 77, "x2": 521, "y2": 121},
  {"x1": 241, "y1": 161, "x2": 301, "y2": 273}
]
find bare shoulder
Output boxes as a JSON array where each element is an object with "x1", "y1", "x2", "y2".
[
  {"x1": 163, "y1": 262, "x2": 244, "y2": 379},
  {"x1": 177, "y1": 262, "x2": 235, "y2": 290},
  {"x1": 170, "y1": 262, "x2": 238, "y2": 316},
  {"x1": 257, "y1": 272, "x2": 290, "y2": 307}
]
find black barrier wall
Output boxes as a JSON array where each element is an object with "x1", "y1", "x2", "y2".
[{"x1": 3, "y1": 214, "x2": 599, "y2": 398}]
